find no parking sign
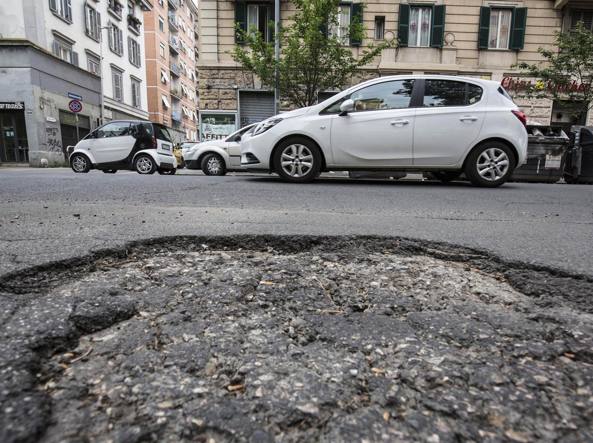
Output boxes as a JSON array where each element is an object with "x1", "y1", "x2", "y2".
[{"x1": 68, "y1": 99, "x2": 82, "y2": 113}]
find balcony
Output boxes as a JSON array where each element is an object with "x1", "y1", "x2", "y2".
[
  {"x1": 168, "y1": 12, "x2": 179, "y2": 32},
  {"x1": 169, "y1": 37, "x2": 180, "y2": 55},
  {"x1": 108, "y1": 0, "x2": 124, "y2": 19},
  {"x1": 168, "y1": 0, "x2": 179, "y2": 10},
  {"x1": 127, "y1": 15, "x2": 142, "y2": 34},
  {"x1": 169, "y1": 62, "x2": 181, "y2": 77},
  {"x1": 170, "y1": 86, "x2": 182, "y2": 100},
  {"x1": 171, "y1": 109, "x2": 182, "y2": 122}
]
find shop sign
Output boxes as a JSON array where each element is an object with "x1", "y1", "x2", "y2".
[
  {"x1": 502, "y1": 76, "x2": 591, "y2": 94},
  {"x1": 200, "y1": 113, "x2": 236, "y2": 142},
  {"x1": 0, "y1": 102, "x2": 24, "y2": 110}
]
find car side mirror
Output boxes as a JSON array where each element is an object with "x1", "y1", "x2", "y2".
[
  {"x1": 339, "y1": 99, "x2": 354, "y2": 116},
  {"x1": 235, "y1": 135, "x2": 242, "y2": 142}
]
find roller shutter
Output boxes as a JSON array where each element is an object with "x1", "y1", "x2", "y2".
[{"x1": 239, "y1": 91, "x2": 275, "y2": 127}]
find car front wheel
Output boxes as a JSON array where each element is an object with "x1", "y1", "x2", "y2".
[
  {"x1": 464, "y1": 143, "x2": 515, "y2": 188},
  {"x1": 134, "y1": 154, "x2": 156, "y2": 174},
  {"x1": 273, "y1": 137, "x2": 322, "y2": 183},
  {"x1": 70, "y1": 154, "x2": 90, "y2": 173},
  {"x1": 201, "y1": 153, "x2": 226, "y2": 176}
]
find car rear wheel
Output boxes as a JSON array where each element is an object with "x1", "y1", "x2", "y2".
[
  {"x1": 134, "y1": 154, "x2": 156, "y2": 175},
  {"x1": 201, "y1": 153, "x2": 226, "y2": 176},
  {"x1": 273, "y1": 137, "x2": 322, "y2": 183},
  {"x1": 70, "y1": 154, "x2": 90, "y2": 173},
  {"x1": 464, "y1": 143, "x2": 515, "y2": 188}
]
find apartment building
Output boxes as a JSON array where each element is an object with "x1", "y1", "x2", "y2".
[
  {"x1": 0, "y1": 0, "x2": 152, "y2": 166},
  {"x1": 144, "y1": 0, "x2": 198, "y2": 142},
  {"x1": 196, "y1": 0, "x2": 593, "y2": 140}
]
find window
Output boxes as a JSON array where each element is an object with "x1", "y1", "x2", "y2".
[
  {"x1": 87, "y1": 53, "x2": 101, "y2": 76},
  {"x1": 96, "y1": 122, "x2": 131, "y2": 138},
  {"x1": 128, "y1": 38, "x2": 141, "y2": 67},
  {"x1": 375, "y1": 16, "x2": 385, "y2": 40},
  {"x1": 571, "y1": 10, "x2": 593, "y2": 31},
  {"x1": 236, "y1": 3, "x2": 273, "y2": 43},
  {"x1": 159, "y1": 16, "x2": 165, "y2": 32},
  {"x1": 159, "y1": 42, "x2": 166, "y2": 58},
  {"x1": 131, "y1": 78, "x2": 141, "y2": 108},
  {"x1": 108, "y1": 23, "x2": 124, "y2": 56},
  {"x1": 409, "y1": 6, "x2": 432, "y2": 47},
  {"x1": 154, "y1": 124, "x2": 173, "y2": 142},
  {"x1": 84, "y1": 4, "x2": 101, "y2": 41},
  {"x1": 488, "y1": 9, "x2": 512, "y2": 49},
  {"x1": 111, "y1": 68, "x2": 123, "y2": 102},
  {"x1": 350, "y1": 80, "x2": 415, "y2": 111},
  {"x1": 330, "y1": 5, "x2": 351, "y2": 45},
  {"x1": 51, "y1": 36, "x2": 78, "y2": 66},
  {"x1": 108, "y1": 0, "x2": 123, "y2": 19},
  {"x1": 423, "y1": 80, "x2": 483, "y2": 107},
  {"x1": 49, "y1": 0, "x2": 72, "y2": 23}
]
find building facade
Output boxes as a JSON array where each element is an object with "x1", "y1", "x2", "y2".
[
  {"x1": 143, "y1": 0, "x2": 198, "y2": 143},
  {"x1": 196, "y1": 0, "x2": 593, "y2": 141},
  {"x1": 0, "y1": 0, "x2": 152, "y2": 165}
]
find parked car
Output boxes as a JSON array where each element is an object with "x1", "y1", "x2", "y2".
[
  {"x1": 241, "y1": 75, "x2": 528, "y2": 187},
  {"x1": 69, "y1": 120, "x2": 177, "y2": 175},
  {"x1": 183, "y1": 124, "x2": 256, "y2": 176}
]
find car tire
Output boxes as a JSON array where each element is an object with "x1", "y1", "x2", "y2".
[
  {"x1": 134, "y1": 154, "x2": 156, "y2": 175},
  {"x1": 464, "y1": 142, "x2": 516, "y2": 188},
  {"x1": 201, "y1": 153, "x2": 226, "y2": 176},
  {"x1": 102, "y1": 169, "x2": 117, "y2": 174},
  {"x1": 158, "y1": 168, "x2": 176, "y2": 175},
  {"x1": 273, "y1": 137, "x2": 322, "y2": 183},
  {"x1": 70, "y1": 153, "x2": 91, "y2": 173},
  {"x1": 428, "y1": 171, "x2": 461, "y2": 183}
]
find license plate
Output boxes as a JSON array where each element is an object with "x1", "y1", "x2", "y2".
[
  {"x1": 545, "y1": 154, "x2": 561, "y2": 169},
  {"x1": 161, "y1": 144, "x2": 171, "y2": 151}
]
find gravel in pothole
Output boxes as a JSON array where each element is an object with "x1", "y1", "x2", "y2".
[{"x1": 4, "y1": 246, "x2": 593, "y2": 442}]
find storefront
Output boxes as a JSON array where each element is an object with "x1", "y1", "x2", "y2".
[
  {"x1": 0, "y1": 102, "x2": 28, "y2": 163},
  {"x1": 199, "y1": 112, "x2": 237, "y2": 142}
]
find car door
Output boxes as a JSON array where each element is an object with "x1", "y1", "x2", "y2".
[
  {"x1": 92, "y1": 122, "x2": 135, "y2": 164},
  {"x1": 329, "y1": 79, "x2": 416, "y2": 167},
  {"x1": 413, "y1": 79, "x2": 487, "y2": 166},
  {"x1": 226, "y1": 125, "x2": 253, "y2": 167}
]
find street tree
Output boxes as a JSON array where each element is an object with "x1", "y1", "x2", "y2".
[
  {"x1": 518, "y1": 22, "x2": 593, "y2": 122},
  {"x1": 232, "y1": 0, "x2": 394, "y2": 108}
]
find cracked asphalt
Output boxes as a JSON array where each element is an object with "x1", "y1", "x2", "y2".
[{"x1": 0, "y1": 168, "x2": 592, "y2": 277}]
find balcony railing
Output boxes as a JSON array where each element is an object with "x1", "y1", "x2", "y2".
[
  {"x1": 170, "y1": 86, "x2": 182, "y2": 99},
  {"x1": 108, "y1": 0, "x2": 124, "y2": 19},
  {"x1": 168, "y1": 0, "x2": 179, "y2": 10},
  {"x1": 168, "y1": 12, "x2": 179, "y2": 32},
  {"x1": 169, "y1": 62, "x2": 181, "y2": 77},
  {"x1": 127, "y1": 14, "x2": 142, "y2": 34},
  {"x1": 169, "y1": 37, "x2": 180, "y2": 54}
]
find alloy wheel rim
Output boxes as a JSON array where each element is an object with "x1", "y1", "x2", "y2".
[
  {"x1": 281, "y1": 144, "x2": 313, "y2": 178},
  {"x1": 207, "y1": 157, "x2": 222, "y2": 174},
  {"x1": 72, "y1": 156, "x2": 86, "y2": 172},
  {"x1": 477, "y1": 148, "x2": 510, "y2": 181},
  {"x1": 137, "y1": 157, "x2": 153, "y2": 173}
]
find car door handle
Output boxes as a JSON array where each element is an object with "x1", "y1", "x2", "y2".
[
  {"x1": 390, "y1": 120, "x2": 409, "y2": 126},
  {"x1": 460, "y1": 116, "x2": 478, "y2": 122}
]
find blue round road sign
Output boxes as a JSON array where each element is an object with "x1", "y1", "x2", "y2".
[{"x1": 68, "y1": 99, "x2": 82, "y2": 113}]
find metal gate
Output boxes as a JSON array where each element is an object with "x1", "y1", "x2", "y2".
[{"x1": 239, "y1": 91, "x2": 274, "y2": 127}]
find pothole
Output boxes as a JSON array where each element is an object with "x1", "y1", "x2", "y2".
[{"x1": 1, "y1": 237, "x2": 592, "y2": 443}]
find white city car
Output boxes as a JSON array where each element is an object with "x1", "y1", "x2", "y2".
[
  {"x1": 183, "y1": 124, "x2": 256, "y2": 176},
  {"x1": 69, "y1": 120, "x2": 177, "y2": 175},
  {"x1": 241, "y1": 75, "x2": 528, "y2": 187}
]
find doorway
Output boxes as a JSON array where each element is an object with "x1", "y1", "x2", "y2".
[{"x1": 0, "y1": 111, "x2": 28, "y2": 163}]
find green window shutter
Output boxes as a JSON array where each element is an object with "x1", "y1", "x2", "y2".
[
  {"x1": 510, "y1": 8, "x2": 527, "y2": 50},
  {"x1": 398, "y1": 3, "x2": 410, "y2": 47},
  {"x1": 235, "y1": 1, "x2": 247, "y2": 44},
  {"x1": 478, "y1": 6, "x2": 491, "y2": 49},
  {"x1": 350, "y1": 3, "x2": 363, "y2": 46},
  {"x1": 430, "y1": 5, "x2": 446, "y2": 48}
]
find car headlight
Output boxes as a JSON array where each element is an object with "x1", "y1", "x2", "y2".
[{"x1": 253, "y1": 118, "x2": 283, "y2": 136}]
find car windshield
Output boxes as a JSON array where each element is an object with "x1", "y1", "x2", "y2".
[
  {"x1": 154, "y1": 124, "x2": 173, "y2": 142},
  {"x1": 225, "y1": 125, "x2": 254, "y2": 142}
]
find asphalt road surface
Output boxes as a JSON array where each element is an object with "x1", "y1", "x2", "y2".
[{"x1": 0, "y1": 167, "x2": 592, "y2": 277}]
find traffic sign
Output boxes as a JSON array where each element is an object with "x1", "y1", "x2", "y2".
[{"x1": 68, "y1": 99, "x2": 83, "y2": 113}]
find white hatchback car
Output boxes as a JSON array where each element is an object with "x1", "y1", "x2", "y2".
[
  {"x1": 183, "y1": 124, "x2": 256, "y2": 175},
  {"x1": 241, "y1": 75, "x2": 528, "y2": 187}
]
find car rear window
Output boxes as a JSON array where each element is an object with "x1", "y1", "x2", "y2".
[
  {"x1": 423, "y1": 80, "x2": 483, "y2": 107},
  {"x1": 498, "y1": 86, "x2": 514, "y2": 102},
  {"x1": 154, "y1": 124, "x2": 173, "y2": 142}
]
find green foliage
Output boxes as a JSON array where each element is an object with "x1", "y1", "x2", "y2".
[
  {"x1": 518, "y1": 22, "x2": 593, "y2": 111},
  {"x1": 232, "y1": 0, "x2": 394, "y2": 108}
]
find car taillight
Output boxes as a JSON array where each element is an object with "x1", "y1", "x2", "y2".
[
  {"x1": 152, "y1": 136, "x2": 157, "y2": 149},
  {"x1": 512, "y1": 110, "x2": 527, "y2": 127}
]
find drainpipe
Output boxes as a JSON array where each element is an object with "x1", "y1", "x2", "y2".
[{"x1": 274, "y1": 0, "x2": 280, "y2": 115}]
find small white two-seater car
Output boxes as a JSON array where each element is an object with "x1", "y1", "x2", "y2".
[
  {"x1": 69, "y1": 120, "x2": 178, "y2": 175},
  {"x1": 183, "y1": 124, "x2": 255, "y2": 175}
]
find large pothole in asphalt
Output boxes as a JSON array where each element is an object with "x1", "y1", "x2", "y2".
[{"x1": 1, "y1": 237, "x2": 592, "y2": 443}]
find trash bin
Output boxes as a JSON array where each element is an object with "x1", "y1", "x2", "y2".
[
  {"x1": 510, "y1": 125, "x2": 569, "y2": 183},
  {"x1": 563, "y1": 126, "x2": 593, "y2": 184}
]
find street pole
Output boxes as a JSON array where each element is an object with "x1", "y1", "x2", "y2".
[
  {"x1": 99, "y1": 26, "x2": 109, "y2": 126},
  {"x1": 274, "y1": 0, "x2": 280, "y2": 115}
]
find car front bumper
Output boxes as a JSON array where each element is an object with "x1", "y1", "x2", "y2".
[{"x1": 240, "y1": 133, "x2": 275, "y2": 170}]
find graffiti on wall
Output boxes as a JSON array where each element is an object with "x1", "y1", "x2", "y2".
[{"x1": 45, "y1": 125, "x2": 62, "y2": 153}]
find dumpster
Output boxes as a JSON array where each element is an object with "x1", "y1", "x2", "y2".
[
  {"x1": 510, "y1": 125, "x2": 569, "y2": 183},
  {"x1": 563, "y1": 126, "x2": 593, "y2": 184}
]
